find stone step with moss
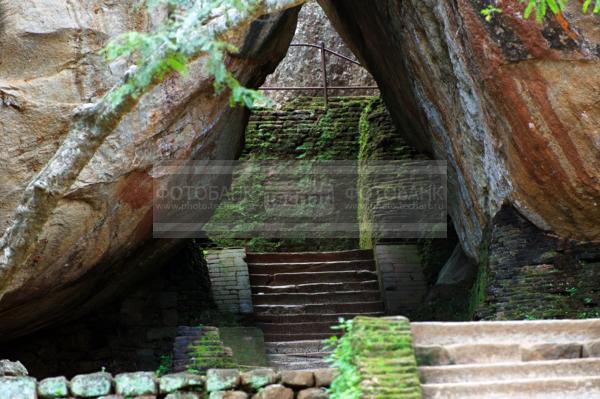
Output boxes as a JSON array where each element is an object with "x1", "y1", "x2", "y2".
[{"x1": 328, "y1": 316, "x2": 422, "y2": 399}]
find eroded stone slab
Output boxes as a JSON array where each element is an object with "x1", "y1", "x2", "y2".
[
  {"x1": 240, "y1": 368, "x2": 279, "y2": 390},
  {"x1": 159, "y1": 373, "x2": 204, "y2": 394},
  {"x1": 0, "y1": 360, "x2": 28, "y2": 377},
  {"x1": 206, "y1": 369, "x2": 240, "y2": 392},
  {"x1": 297, "y1": 387, "x2": 328, "y2": 399},
  {"x1": 38, "y1": 376, "x2": 69, "y2": 398},
  {"x1": 313, "y1": 369, "x2": 336, "y2": 388},
  {"x1": 281, "y1": 371, "x2": 314, "y2": 389},
  {"x1": 209, "y1": 390, "x2": 248, "y2": 399},
  {"x1": 71, "y1": 372, "x2": 113, "y2": 397},
  {"x1": 115, "y1": 371, "x2": 157, "y2": 396},
  {"x1": 253, "y1": 384, "x2": 294, "y2": 399},
  {"x1": 521, "y1": 343, "x2": 582, "y2": 361},
  {"x1": 0, "y1": 376, "x2": 37, "y2": 399}
]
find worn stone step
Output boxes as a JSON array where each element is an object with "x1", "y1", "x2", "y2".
[
  {"x1": 265, "y1": 340, "x2": 329, "y2": 354},
  {"x1": 250, "y1": 270, "x2": 378, "y2": 285},
  {"x1": 264, "y1": 332, "x2": 341, "y2": 342},
  {"x1": 248, "y1": 260, "x2": 376, "y2": 274},
  {"x1": 265, "y1": 353, "x2": 331, "y2": 371},
  {"x1": 246, "y1": 249, "x2": 373, "y2": 263},
  {"x1": 252, "y1": 290, "x2": 382, "y2": 305},
  {"x1": 258, "y1": 322, "x2": 339, "y2": 334},
  {"x1": 253, "y1": 301, "x2": 385, "y2": 316},
  {"x1": 421, "y1": 376, "x2": 600, "y2": 399},
  {"x1": 415, "y1": 339, "x2": 600, "y2": 366},
  {"x1": 419, "y1": 358, "x2": 600, "y2": 384},
  {"x1": 266, "y1": 359, "x2": 331, "y2": 370},
  {"x1": 267, "y1": 352, "x2": 330, "y2": 361},
  {"x1": 254, "y1": 311, "x2": 385, "y2": 323},
  {"x1": 415, "y1": 343, "x2": 523, "y2": 365},
  {"x1": 412, "y1": 319, "x2": 600, "y2": 346},
  {"x1": 252, "y1": 280, "x2": 380, "y2": 294}
]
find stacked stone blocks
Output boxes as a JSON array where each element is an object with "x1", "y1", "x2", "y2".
[
  {"x1": 0, "y1": 368, "x2": 334, "y2": 399},
  {"x1": 206, "y1": 249, "x2": 253, "y2": 315},
  {"x1": 374, "y1": 245, "x2": 428, "y2": 315}
]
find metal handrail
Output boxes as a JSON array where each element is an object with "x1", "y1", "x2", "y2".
[
  {"x1": 289, "y1": 43, "x2": 363, "y2": 67},
  {"x1": 260, "y1": 41, "x2": 379, "y2": 108}
]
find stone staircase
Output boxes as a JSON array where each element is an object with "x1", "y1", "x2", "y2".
[
  {"x1": 413, "y1": 319, "x2": 600, "y2": 398},
  {"x1": 172, "y1": 326, "x2": 235, "y2": 373},
  {"x1": 247, "y1": 249, "x2": 385, "y2": 369}
]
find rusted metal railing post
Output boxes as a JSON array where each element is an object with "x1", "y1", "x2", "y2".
[{"x1": 320, "y1": 41, "x2": 329, "y2": 109}]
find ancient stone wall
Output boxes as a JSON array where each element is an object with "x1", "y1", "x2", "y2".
[
  {"x1": 374, "y1": 245, "x2": 427, "y2": 316},
  {"x1": 243, "y1": 96, "x2": 371, "y2": 160},
  {"x1": 207, "y1": 96, "x2": 373, "y2": 252},
  {"x1": 206, "y1": 249, "x2": 253, "y2": 315},
  {"x1": 356, "y1": 98, "x2": 461, "y2": 320},
  {"x1": 476, "y1": 206, "x2": 600, "y2": 320},
  {"x1": 356, "y1": 98, "x2": 423, "y2": 248},
  {"x1": 0, "y1": 367, "x2": 335, "y2": 399}
]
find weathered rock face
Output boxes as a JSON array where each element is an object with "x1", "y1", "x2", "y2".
[
  {"x1": 262, "y1": 0, "x2": 376, "y2": 105},
  {"x1": 318, "y1": 0, "x2": 600, "y2": 259},
  {"x1": 0, "y1": 0, "x2": 298, "y2": 339}
]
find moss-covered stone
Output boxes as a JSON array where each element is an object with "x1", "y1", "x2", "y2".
[
  {"x1": 186, "y1": 328, "x2": 237, "y2": 373},
  {"x1": 159, "y1": 372, "x2": 205, "y2": 394},
  {"x1": 70, "y1": 372, "x2": 112, "y2": 397},
  {"x1": 329, "y1": 316, "x2": 422, "y2": 398},
  {"x1": 356, "y1": 97, "x2": 424, "y2": 249},
  {"x1": 240, "y1": 368, "x2": 279, "y2": 390},
  {"x1": 206, "y1": 369, "x2": 240, "y2": 392},
  {"x1": 475, "y1": 205, "x2": 600, "y2": 320},
  {"x1": 0, "y1": 377, "x2": 37, "y2": 399},
  {"x1": 114, "y1": 371, "x2": 157, "y2": 396},
  {"x1": 38, "y1": 376, "x2": 69, "y2": 398},
  {"x1": 209, "y1": 96, "x2": 374, "y2": 252}
]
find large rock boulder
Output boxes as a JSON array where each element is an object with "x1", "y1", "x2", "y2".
[
  {"x1": 318, "y1": 0, "x2": 600, "y2": 259},
  {"x1": 0, "y1": 0, "x2": 299, "y2": 339}
]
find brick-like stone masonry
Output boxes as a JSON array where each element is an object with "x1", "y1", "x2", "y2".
[
  {"x1": 374, "y1": 245, "x2": 428, "y2": 315},
  {"x1": 0, "y1": 368, "x2": 335, "y2": 399},
  {"x1": 476, "y1": 205, "x2": 600, "y2": 320},
  {"x1": 206, "y1": 249, "x2": 253, "y2": 315}
]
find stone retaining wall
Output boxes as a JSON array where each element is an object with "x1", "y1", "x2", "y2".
[
  {"x1": 207, "y1": 96, "x2": 374, "y2": 252},
  {"x1": 0, "y1": 368, "x2": 335, "y2": 399},
  {"x1": 206, "y1": 248, "x2": 253, "y2": 315},
  {"x1": 476, "y1": 205, "x2": 600, "y2": 320},
  {"x1": 374, "y1": 245, "x2": 427, "y2": 316}
]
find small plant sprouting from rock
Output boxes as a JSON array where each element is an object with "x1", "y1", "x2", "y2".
[
  {"x1": 156, "y1": 355, "x2": 173, "y2": 377},
  {"x1": 481, "y1": 4, "x2": 502, "y2": 21},
  {"x1": 482, "y1": 0, "x2": 600, "y2": 23},
  {"x1": 325, "y1": 318, "x2": 362, "y2": 399}
]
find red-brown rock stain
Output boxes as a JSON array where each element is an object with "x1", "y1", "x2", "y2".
[
  {"x1": 461, "y1": 0, "x2": 600, "y2": 237},
  {"x1": 117, "y1": 170, "x2": 154, "y2": 210}
]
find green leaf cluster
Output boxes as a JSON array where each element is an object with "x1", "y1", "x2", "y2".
[
  {"x1": 482, "y1": 0, "x2": 600, "y2": 23},
  {"x1": 101, "y1": 0, "x2": 268, "y2": 108},
  {"x1": 326, "y1": 319, "x2": 363, "y2": 399}
]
